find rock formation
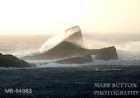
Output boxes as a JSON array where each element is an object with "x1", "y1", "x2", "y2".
[
  {"x1": 0, "y1": 53, "x2": 33, "y2": 68},
  {"x1": 23, "y1": 26, "x2": 118, "y2": 63},
  {"x1": 94, "y1": 46, "x2": 118, "y2": 60},
  {"x1": 55, "y1": 46, "x2": 118, "y2": 64}
]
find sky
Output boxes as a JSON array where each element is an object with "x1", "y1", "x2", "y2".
[{"x1": 0, "y1": 0, "x2": 140, "y2": 35}]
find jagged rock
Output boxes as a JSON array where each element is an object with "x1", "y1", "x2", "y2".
[{"x1": 0, "y1": 53, "x2": 33, "y2": 68}]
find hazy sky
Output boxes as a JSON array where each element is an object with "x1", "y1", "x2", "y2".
[{"x1": 0, "y1": 0, "x2": 140, "y2": 35}]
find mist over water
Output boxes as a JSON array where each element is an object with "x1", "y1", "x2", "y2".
[{"x1": 0, "y1": 34, "x2": 140, "y2": 68}]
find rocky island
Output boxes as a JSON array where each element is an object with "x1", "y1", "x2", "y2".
[{"x1": 23, "y1": 26, "x2": 118, "y2": 64}]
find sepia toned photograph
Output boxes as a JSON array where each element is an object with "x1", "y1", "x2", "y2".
[{"x1": 0, "y1": 0, "x2": 140, "y2": 98}]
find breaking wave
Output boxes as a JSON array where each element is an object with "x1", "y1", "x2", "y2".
[
  {"x1": 39, "y1": 33, "x2": 65, "y2": 52},
  {"x1": 116, "y1": 41, "x2": 140, "y2": 59}
]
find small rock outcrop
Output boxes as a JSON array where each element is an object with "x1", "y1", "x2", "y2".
[{"x1": 0, "y1": 53, "x2": 32, "y2": 68}]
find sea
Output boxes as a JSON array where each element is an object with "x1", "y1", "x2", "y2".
[{"x1": 0, "y1": 59, "x2": 140, "y2": 98}]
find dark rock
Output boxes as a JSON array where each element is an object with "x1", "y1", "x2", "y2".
[
  {"x1": 94, "y1": 46, "x2": 118, "y2": 60},
  {"x1": 22, "y1": 26, "x2": 118, "y2": 63},
  {"x1": 23, "y1": 41, "x2": 118, "y2": 61},
  {"x1": 0, "y1": 53, "x2": 33, "y2": 68},
  {"x1": 23, "y1": 41, "x2": 87, "y2": 60},
  {"x1": 55, "y1": 46, "x2": 118, "y2": 64}
]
